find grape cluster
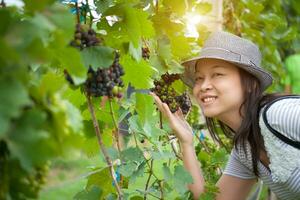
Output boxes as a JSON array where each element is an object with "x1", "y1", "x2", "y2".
[
  {"x1": 175, "y1": 92, "x2": 192, "y2": 115},
  {"x1": 142, "y1": 47, "x2": 150, "y2": 59},
  {"x1": 25, "y1": 164, "x2": 49, "y2": 196},
  {"x1": 151, "y1": 73, "x2": 191, "y2": 114},
  {"x1": 70, "y1": 23, "x2": 101, "y2": 50},
  {"x1": 85, "y1": 52, "x2": 125, "y2": 98}
]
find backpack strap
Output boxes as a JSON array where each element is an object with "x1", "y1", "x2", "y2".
[{"x1": 262, "y1": 95, "x2": 300, "y2": 150}]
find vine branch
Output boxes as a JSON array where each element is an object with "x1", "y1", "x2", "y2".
[
  {"x1": 75, "y1": 2, "x2": 80, "y2": 24},
  {"x1": 144, "y1": 159, "x2": 154, "y2": 200},
  {"x1": 109, "y1": 99, "x2": 122, "y2": 157},
  {"x1": 86, "y1": 95, "x2": 123, "y2": 199}
]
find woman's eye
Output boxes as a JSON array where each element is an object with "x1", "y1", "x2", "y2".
[
  {"x1": 213, "y1": 73, "x2": 223, "y2": 77},
  {"x1": 195, "y1": 77, "x2": 203, "y2": 81}
]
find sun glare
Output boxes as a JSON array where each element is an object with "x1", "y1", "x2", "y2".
[{"x1": 185, "y1": 12, "x2": 204, "y2": 38}]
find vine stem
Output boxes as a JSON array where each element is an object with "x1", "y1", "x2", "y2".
[
  {"x1": 109, "y1": 99, "x2": 122, "y2": 158},
  {"x1": 86, "y1": 95, "x2": 123, "y2": 199},
  {"x1": 144, "y1": 159, "x2": 154, "y2": 200},
  {"x1": 85, "y1": 0, "x2": 94, "y2": 28},
  {"x1": 75, "y1": 2, "x2": 80, "y2": 24}
]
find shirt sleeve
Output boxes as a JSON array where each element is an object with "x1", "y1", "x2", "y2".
[
  {"x1": 223, "y1": 149, "x2": 257, "y2": 179},
  {"x1": 265, "y1": 98, "x2": 300, "y2": 141}
]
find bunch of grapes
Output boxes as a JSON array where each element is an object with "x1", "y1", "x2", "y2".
[
  {"x1": 70, "y1": 23, "x2": 101, "y2": 50},
  {"x1": 142, "y1": 47, "x2": 150, "y2": 59},
  {"x1": 85, "y1": 52, "x2": 125, "y2": 98},
  {"x1": 151, "y1": 73, "x2": 191, "y2": 114},
  {"x1": 175, "y1": 92, "x2": 192, "y2": 115}
]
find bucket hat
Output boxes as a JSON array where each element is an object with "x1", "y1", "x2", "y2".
[{"x1": 181, "y1": 31, "x2": 273, "y2": 91}]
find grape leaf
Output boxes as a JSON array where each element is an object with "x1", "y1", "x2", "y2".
[
  {"x1": 173, "y1": 165, "x2": 193, "y2": 195},
  {"x1": 163, "y1": 0, "x2": 187, "y2": 15},
  {"x1": 23, "y1": 0, "x2": 56, "y2": 13},
  {"x1": 0, "y1": 78, "x2": 31, "y2": 137},
  {"x1": 121, "y1": 147, "x2": 144, "y2": 163},
  {"x1": 74, "y1": 186, "x2": 102, "y2": 200},
  {"x1": 195, "y1": 2, "x2": 212, "y2": 15},
  {"x1": 120, "y1": 54, "x2": 155, "y2": 89},
  {"x1": 81, "y1": 46, "x2": 115, "y2": 71},
  {"x1": 86, "y1": 168, "x2": 115, "y2": 199}
]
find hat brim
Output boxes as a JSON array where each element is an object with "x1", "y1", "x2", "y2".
[{"x1": 181, "y1": 47, "x2": 273, "y2": 91}]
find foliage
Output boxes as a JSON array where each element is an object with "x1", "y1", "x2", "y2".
[{"x1": 0, "y1": 0, "x2": 299, "y2": 200}]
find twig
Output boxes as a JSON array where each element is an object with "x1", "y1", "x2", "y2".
[
  {"x1": 144, "y1": 159, "x2": 154, "y2": 200},
  {"x1": 158, "y1": 180, "x2": 164, "y2": 199},
  {"x1": 159, "y1": 112, "x2": 163, "y2": 129},
  {"x1": 85, "y1": 0, "x2": 94, "y2": 28},
  {"x1": 86, "y1": 95, "x2": 123, "y2": 199},
  {"x1": 109, "y1": 99, "x2": 122, "y2": 157},
  {"x1": 75, "y1": 2, "x2": 80, "y2": 24}
]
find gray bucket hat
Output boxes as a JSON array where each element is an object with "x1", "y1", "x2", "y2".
[{"x1": 181, "y1": 31, "x2": 273, "y2": 91}]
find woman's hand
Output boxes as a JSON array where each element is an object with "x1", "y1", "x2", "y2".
[{"x1": 150, "y1": 92, "x2": 194, "y2": 146}]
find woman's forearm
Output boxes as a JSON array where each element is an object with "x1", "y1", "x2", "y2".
[{"x1": 181, "y1": 143, "x2": 205, "y2": 199}]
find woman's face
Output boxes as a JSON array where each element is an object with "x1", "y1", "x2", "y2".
[{"x1": 193, "y1": 58, "x2": 244, "y2": 120}]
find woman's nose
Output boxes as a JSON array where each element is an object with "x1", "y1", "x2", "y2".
[{"x1": 199, "y1": 78, "x2": 213, "y2": 92}]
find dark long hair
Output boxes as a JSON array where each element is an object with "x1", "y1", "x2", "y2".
[{"x1": 205, "y1": 68, "x2": 282, "y2": 176}]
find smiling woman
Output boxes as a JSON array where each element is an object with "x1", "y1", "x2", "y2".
[{"x1": 151, "y1": 31, "x2": 300, "y2": 200}]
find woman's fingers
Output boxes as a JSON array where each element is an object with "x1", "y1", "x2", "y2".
[{"x1": 150, "y1": 92, "x2": 173, "y2": 118}]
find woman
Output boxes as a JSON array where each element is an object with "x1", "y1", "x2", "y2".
[{"x1": 150, "y1": 31, "x2": 300, "y2": 200}]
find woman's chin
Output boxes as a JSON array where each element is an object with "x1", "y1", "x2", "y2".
[{"x1": 202, "y1": 109, "x2": 219, "y2": 118}]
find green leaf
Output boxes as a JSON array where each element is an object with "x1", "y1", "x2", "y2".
[
  {"x1": 0, "y1": 78, "x2": 31, "y2": 137},
  {"x1": 23, "y1": 0, "x2": 56, "y2": 13},
  {"x1": 163, "y1": 0, "x2": 187, "y2": 15},
  {"x1": 120, "y1": 54, "x2": 155, "y2": 89},
  {"x1": 45, "y1": 3, "x2": 75, "y2": 37},
  {"x1": 170, "y1": 35, "x2": 191, "y2": 59},
  {"x1": 135, "y1": 93, "x2": 155, "y2": 125},
  {"x1": 129, "y1": 42, "x2": 142, "y2": 61},
  {"x1": 81, "y1": 46, "x2": 115, "y2": 70},
  {"x1": 102, "y1": 128, "x2": 114, "y2": 147},
  {"x1": 105, "y1": 5, "x2": 154, "y2": 47},
  {"x1": 122, "y1": 6, "x2": 154, "y2": 46},
  {"x1": 65, "y1": 101, "x2": 83, "y2": 133},
  {"x1": 82, "y1": 136, "x2": 99, "y2": 158},
  {"x1": 86, "y1": 168, "x2": 115, "y2": 199},
  {"x1": 119, "y1": 162, "x2": 137, "y2": 177},
  {"x1": 152, "y1": 150, "x2": 174, "y2": 160},
  {"x1": 0, "y1": 9, "x2": 16, "y2": 36},
  {"x1": 96, "y1": 0, "x2": 114, "y2": 14},
  {"x1": 211, "y1": 148, "x2": 228, "y2": 166},
  {"x1": 121, "y1": 147, "x2": 144, "y2": 163},
  {"x1": 173, "y1": 165, "x2": 193, "y2": 194},
  {"x1": 73, "y1": 186, "x2": 102, "y2": 200},
  {"x1": 162, "y1": 163, "x2": 172, "y2": 182},
  {"x1": 198, "y1": 150, "x2": 210, "y2": 163},
  {"x1": 157, "y1": 37, "x2": 172, "y2": 63},
  {"x1": 195, "y1": 2, "x2": 212, "y2": 15},
  {"x1": 129, "y1": 161, "x2": 146, "y2": 185},
  {"x1": 49, "y1": 36, "x2": 87, "y2": 85},
  {"x1": 8, "y1": 109, "x2": 57, "y2": 171}
]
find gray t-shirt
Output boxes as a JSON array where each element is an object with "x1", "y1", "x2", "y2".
[{"x1": 224, "y1": 98, "x2": 300, "y2": 200}]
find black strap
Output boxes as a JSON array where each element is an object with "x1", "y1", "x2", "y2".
[{"x1": 262, "y1": 95, "x2": 300, "y2": 150}]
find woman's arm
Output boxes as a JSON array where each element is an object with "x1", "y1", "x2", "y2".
[
  {"x1": 216, "y1": 175, "x2": 256, "y2": 200},
  {"x1": 150, "y1": 92, "x2": 256, "y2": 199},
  {"x1": 181, "y1": 143, "x2": 205, "y2": 199}
]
